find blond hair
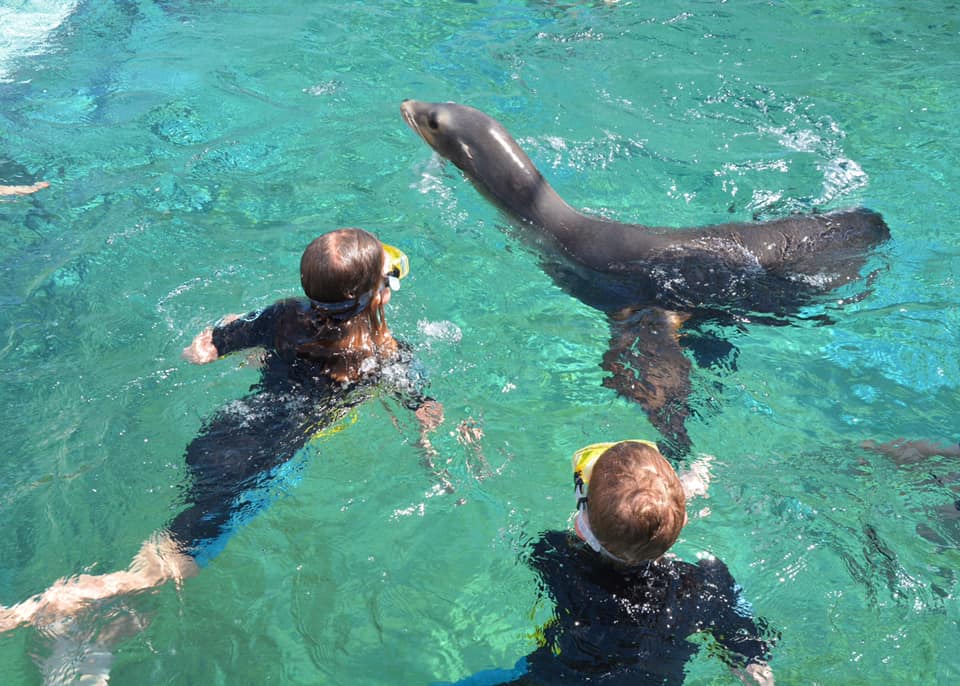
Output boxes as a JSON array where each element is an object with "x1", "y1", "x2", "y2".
[{"x1": 587, "y1": 441, "x2": 686, "y2": 565}]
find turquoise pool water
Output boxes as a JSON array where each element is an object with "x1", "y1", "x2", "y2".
[{"x1": 1, "y1": 1, "x2": 958, "y2": 683}]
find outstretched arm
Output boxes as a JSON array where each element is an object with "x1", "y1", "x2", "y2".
[
  {"x1": 700, "y1": 556, "x2": 777, "y2": 686},
  {"x1": 414, "y1": 403, "x2": 492, "y2": 492},
  {"x1": 413, "y1": 400, "x2": 456, "y2": 493},
  {"x1": 415, "y1": 399, "x2": 445, "y2": 441}
]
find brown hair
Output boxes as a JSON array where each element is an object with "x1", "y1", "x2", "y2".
[
  {"x1": 587, "y1": 441, "x2": 686, "y2": 565},
  {"x1": 292, "y1": 228, "x2": 397, "y2": 380}
]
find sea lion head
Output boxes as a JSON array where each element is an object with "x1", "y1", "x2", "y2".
[{"x1": 401, "y1": 99, "x2": 543, "y2": 214}]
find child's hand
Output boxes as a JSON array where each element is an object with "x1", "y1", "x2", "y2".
[
  {"x1": 181, "y1": 315, "x2": 238, "y2": 364},
  {"x1": 415, "y1": 400, "x2": 445, "y2": 433},
  {"x1": 456, "y1": 417, "x2": 484, "y2": 446},
  {"x1": 182, "y1": 328, "x2": 218, "y2": 364}
]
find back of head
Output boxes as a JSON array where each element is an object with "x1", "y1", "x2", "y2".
[
  {"x1": 300, "y1": 228, "x2": 383, "y2": 303},
  {"x1": 292, "y1": 228, "x2": 394, "y2": 378},
  {"x1": 588, "y1": 442, "x2": 686, "y2": 565}
]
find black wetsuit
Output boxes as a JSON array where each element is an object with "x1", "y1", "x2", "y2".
[
  {"x1": 494, "y1": 530, "x2": 775, "y2": 685},
  {"x1": 165, "y1": 298, "x2": 430, "y2": 565}
]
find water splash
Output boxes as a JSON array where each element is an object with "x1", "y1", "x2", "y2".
[{"x1": 0, "y1": 0, "x2": 78, "y2": 83}]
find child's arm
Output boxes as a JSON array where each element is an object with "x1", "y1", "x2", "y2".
[
  {"x1": 415, "y1": 399, "x2": 445, "y2": 436},
  {"x1": 699, "y1": 557, "x2": 777, "y2": 685},
  {"x1": 411, "y1": 400, "x2": 457, "y2": 494},
  {"x1": 182, "y1": 302, "x2": 283, "y2": 365}
]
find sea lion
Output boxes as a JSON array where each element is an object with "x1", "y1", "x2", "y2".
[{"x1": 401, "y1": 99, "x2": 890, "y2": 456}]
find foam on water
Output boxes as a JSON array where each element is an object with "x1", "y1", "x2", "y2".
[{"x1": 0, "y1": 0, "x2": 77, "y2": 83}]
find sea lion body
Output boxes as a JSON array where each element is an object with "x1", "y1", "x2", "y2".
[{"x1": 401, "y1": 99, "x2": 890, "y2": 453}]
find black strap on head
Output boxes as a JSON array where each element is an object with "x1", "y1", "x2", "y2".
[
  {"x1": 310, "y1": 288, "x2": 375, "y2": 322},
  {"x1": 574, "y1": 472, "x2": 588, "y2": 510}
]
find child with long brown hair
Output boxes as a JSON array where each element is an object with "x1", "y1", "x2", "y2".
[{"x1": 1, "y1": 228, "x2": 445, "y2": 638}]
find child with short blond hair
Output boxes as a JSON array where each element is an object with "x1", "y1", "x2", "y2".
[{"x1": 448, "y1": 440, "x2": 776, "y2": 685}]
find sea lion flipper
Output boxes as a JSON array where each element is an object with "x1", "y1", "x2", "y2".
[{"x1": 601, "y1": 307, "x2": 693, "y2": 459}]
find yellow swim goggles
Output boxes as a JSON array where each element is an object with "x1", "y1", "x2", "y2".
[
  {"x1": 383, "y1": 243, "x2": 410, "y2": 291},
  {"x1": 571, "y1": 439, "x2": 659, "y2": 485}
]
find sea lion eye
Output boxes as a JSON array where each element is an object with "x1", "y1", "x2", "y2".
[{"x1": 427, "y1": 111, "x2": 439, "y2": 130}]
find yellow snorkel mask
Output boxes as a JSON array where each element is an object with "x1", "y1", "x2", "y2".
[
  {"x1": 571, "y1": 440, "x2": 659, "y2": 485},
  {"x1": 382, "y1": 243, "x2": 410, "y2": 292},
  {"x1": 571, "y1": 439, "x2": 659, "y2": 563}
]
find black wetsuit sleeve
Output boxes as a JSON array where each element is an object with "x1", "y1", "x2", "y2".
[
  {"x1": 699, "y1": 557, "x2": 775, "y2": 666},
  {"x1": 210, "y1": 302, "x2": 284, "y2": 357},
  {"x1": 527, "y1": 530, "x2": 568, "y2": 580}
]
